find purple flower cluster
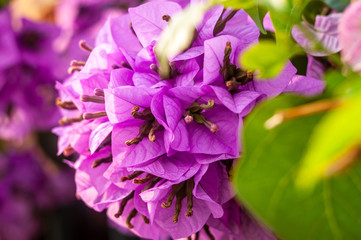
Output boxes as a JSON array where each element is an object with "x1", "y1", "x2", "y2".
[
  {"x1": 54, "y1": 1, "x2": 324, "y2": 239},
  {"x1": 0, "y1": 8, "x2": 61, "y2": 142}
]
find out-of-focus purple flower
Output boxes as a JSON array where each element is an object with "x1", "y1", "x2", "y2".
[
  {"x1": 285, "y1": 55, "x2": 326, "y2": 96},
  {"x1": 0, "y1": 9, "x2": 19, "y2": 70},
  {"x1": 0, "y1": 149, "x2": 75, "y2": 240},
  {"x1": 339, "y1": 0, "x2": 361, "y2": 73},
  {"x1": 54, "y1": 1, "x2": 325, "y2": 239},
  {"x1": 292, "y1": 13, "x2": 341, "y2": 56},
  {"x1": 0, "y1": 9, "x2": 61, "y2": 142}
]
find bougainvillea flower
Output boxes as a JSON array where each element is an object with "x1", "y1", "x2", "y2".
[
  {"x1": 54, "y1": 1, "x2": 326, "y2": 239},
  {"x1": 292, "y1": 13, "x2": 341, "y2": 56},
  {"x1": 339, "y1": 0, "x2": 361, "y2": 73},
  {"x1": 285, "y1": 55, "x2": 326, "y2": 96}
]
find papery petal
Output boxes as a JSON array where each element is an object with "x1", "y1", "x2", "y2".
[
  {"x1": 155, "y1": 197, "x2": 211, "y2": 239},
  {"x1": 109, "y1": 68, "x2": 134, "y2": 89},
  {"x1": 203, "y1": 35, "x2": 248, "y2": 85},
  {"x1": 89, "y1": 121, "x2": 113, "y2": 154},
  {"x1": 292, "y1": 13, "x2": 341, "y2": 56},
  {"x1": 129, "y1": 2, "x2": 182, "y2": 47},
  {"x1": 96, "y1": 14, "x2": 142, "y2": 52},
  {"x1": 209, "y1": 86, "x2": 262, "y2": 116},
  {"x1": 219, "y1": 10, "x2": 259, "y2": 43},
  {"x1": 251, "y1": 61, "x2": 297, "y2": 97},
  {"x1": 285, "y1": 75, "x2": 325, "y2": 96},
  {"x1": 112, "y1": 123, "x2": 166, "y2": 167},
  {"x1": 130, "y1": 153, "x2": 195, "y2": 181},
  {"x1": 108, "y1": 201, "x2": 162, "y2": 239}
]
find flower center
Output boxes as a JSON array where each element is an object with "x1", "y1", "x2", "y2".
[
  {"x1": 184, "y1": 100, "x2": 219, "y2": 133},
  {"x1": 161, "y1": 177, "x2": 195, "y2": 223},
  {"x1": 114, "y1": 173, "x2": 162, "y2": 228},
  {"x1": 125, "y1": 106, "x2": 163, "y2": 145},
  {"x1": 18, "y1": 31, "x2": 43, "y2": 51},
  {"x1": 220, "y1": 42, "x2": 253, "y2": 92}
]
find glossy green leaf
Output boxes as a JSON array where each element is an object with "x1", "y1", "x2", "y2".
[
  {"x1": 297, "y1": 91, "x2": 361, "y2": 188},
  {"x1": 234, "y1": 95, "x2": 361, "y2": 240},
  {"x1": 321, "y1": 0, "x2": 350, "y2": 11},
  {"x1": 240, "y1": 40, "x2": 289, "y2": 78}
]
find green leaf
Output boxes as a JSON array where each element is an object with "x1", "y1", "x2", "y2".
[
  {"x1": 245, "y1": 5, "x2": 268, "y2": 34},
  {"x1": 217, "y1": 0, "x2": 254, "y2": 9},
  {"x1": 240, "y1": 40, "x2": 289, "y2": 78},
  {"x1": 297, "y1": 91, "x2": 361, "y2": 188},
  {"x1": 234, "y1": 95, "x2": 361, "y2": 240},
  {"x1": 321, "y1": 0, "x2": 350, "y2": 11},
  {"x1": 0, "y1": 0, "x2": 9, "y2": 8}
]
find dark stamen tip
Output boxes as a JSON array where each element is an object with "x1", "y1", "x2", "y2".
[
  {"x1": 150, "y1": 64, "x2": 159, "y2": 74},
  {"x1": 114, "y1": 213, "x2": 121, "y2": 218},
  {"x1": 142, "y1": 215, "x2": 150, "y2": 224},
  {"x1": 125, "y1": 140, "x2": 133, "y2": 146},
  {"x1": 120, "y1": 177, "x2": 128, "y2": 182},
  {"x1": 63, "y1": 146, "x2": 75, "y2": 157},
  {"x1": 148, "y1": 133, "x2": 156, "y2": 142},
  {"x1": 131, "y1": 106, "x2": 140, "y2": 118},
  {"x1": 125, "y1": 138, "x2": 141, "y2": 146},
  {"x1": 126, "y1": 208, "x2": 138, "y2": 229},
  {"x1": 79, "y1": 40, "x2": 93, "y2": 52},
  {"x1": 94, "y1": 88, "x2": 105, "y2": 97},
  {"x1": 59, "y1": 116, "x2": 83, "y2": 126},
  {"x1": 186, "y1": 210, "x2": 193, "y2": 217},
  {"x1": 162, "y1": 15, "x2": 171, "y2": 22},
  {"x1": 161, "y1": 201, "x2": 171, "y2": 208},
  {"x1": 80, "y1": 94, "x2": 105, "y2": 103},
  {"x1": 133, "y1": 178, "x2": 145, "y2": 184},
  {"x1": 121, "y1": 61, "x2": 132, "y2": 70},
  {"x1": 172, "y1": 216, "x2": 179, "y2": 223},
  {"x1": 70, "y1": 60, "x2": 86, "y2": 67},
  {"x1": 200, "y1": 100, "x2": 215, "y2": 110},
  {"x1": 56, "y1": 98, "x2": 77, "y2": 110},
  {"x1": 68, "y1": 66, "x2": 81, "y2": 74},
  {"x1": 92, "y1": 161, "x2": 101, "y2": 168},
  {"x1": 82, "y1": 111, "x2": 107, "y2": 120},
  {"x1": 247, "y1": 71, "x2": 254, "y2": 80}
]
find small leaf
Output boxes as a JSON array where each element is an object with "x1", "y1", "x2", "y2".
[
  {"x1": 240, "y1": 40, "x2": 289, "y2": 78},
  {"x1": 217, "y1": 0, "x2": 254, "y2": 9},
  {"x1": 245, "y1": 5, "x2": 268, "y2": 34}
]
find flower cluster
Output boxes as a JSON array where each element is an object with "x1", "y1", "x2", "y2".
[{"x1": 54, "y1": 1, "x2": 324, "y2": 239}]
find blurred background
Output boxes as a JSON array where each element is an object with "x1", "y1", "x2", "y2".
[{"x1": 0, "y1": 0, "x2": 142, "y2": 239}]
